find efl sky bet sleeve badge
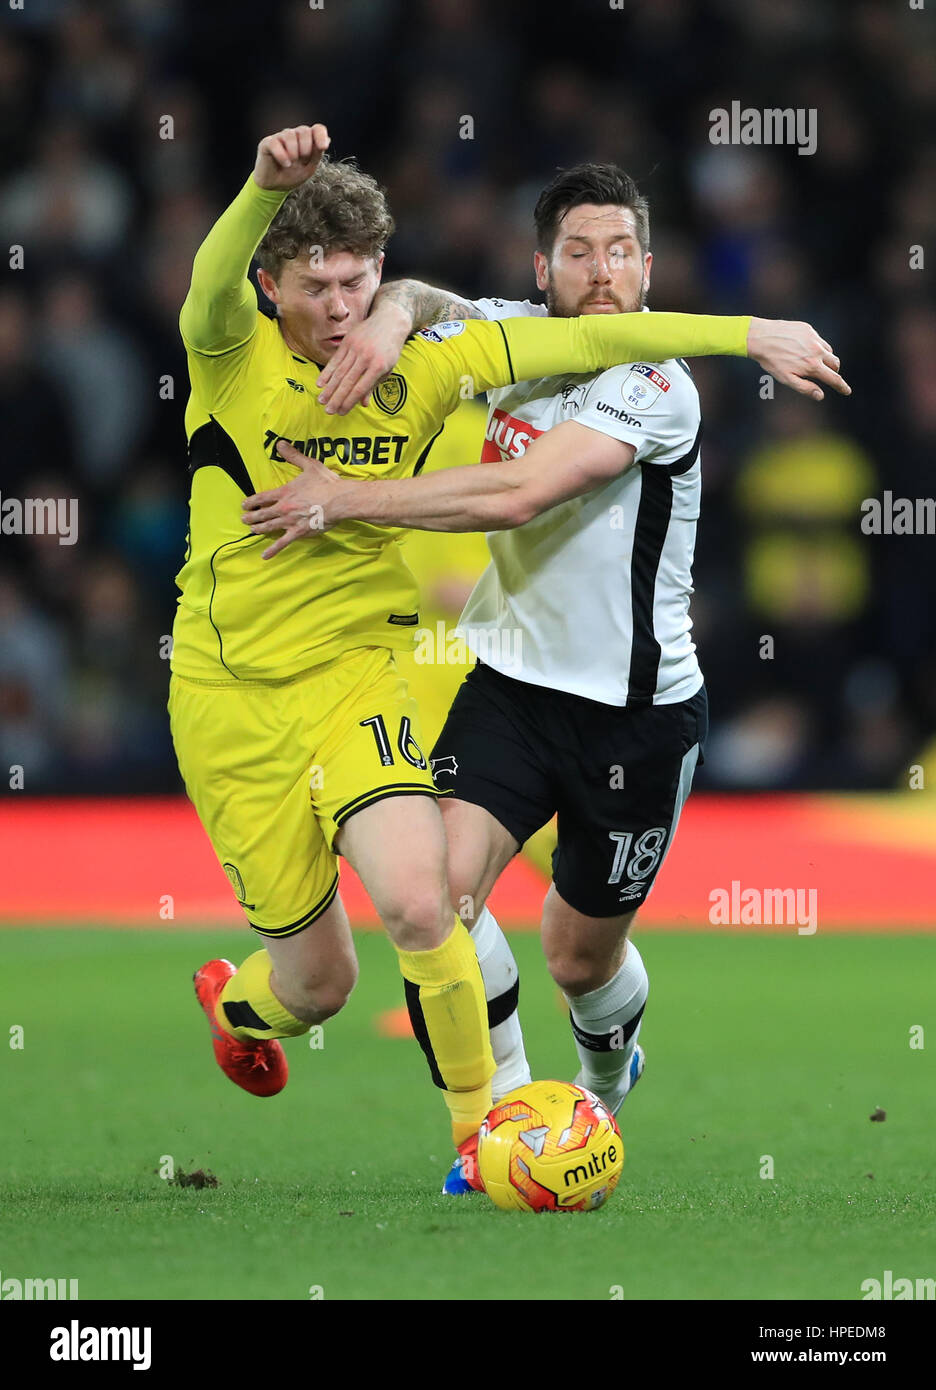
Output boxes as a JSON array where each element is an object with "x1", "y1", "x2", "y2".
[
  {"x1": 621, "y1": 363, "x2": 671, "y2": 410},
  {"x1": 417, "y1": 320, "x2": 467, "y2": 343},
  {"x1": 374, "y1": 372, "x2": 408, "y2": 415}
]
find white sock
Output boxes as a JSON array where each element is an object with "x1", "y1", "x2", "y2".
[
  {"x1": 564, "y1": 940, "x2": 648, "y2": 1108},
  {"x1": 470, "y1": 906, "x2": 532, "y2": 1101}
]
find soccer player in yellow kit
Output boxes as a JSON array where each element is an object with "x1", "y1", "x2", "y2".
[{"x1": 172, "y1": 123, "x2": 834, "y2": 1161}]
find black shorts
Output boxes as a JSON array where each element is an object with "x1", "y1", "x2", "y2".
[{"x1": 431, "y1": 663, "x2": 707, "y2": 919}]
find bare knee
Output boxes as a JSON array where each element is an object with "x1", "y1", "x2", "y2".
[
  {"x1": 272, "y1": 957, "x2": 358, "y2": 1024},
  {"x1": 307, "y1": 968, "x2": 357, "y2": 1022},
  {"x1": 381, "y1": 889, "x2": 451, "y2": 952},
  {"x1": 545, "y1": 942, "x2": 627, "y2": 998}
]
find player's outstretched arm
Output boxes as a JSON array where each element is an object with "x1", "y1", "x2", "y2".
[
  {"x1": 242, "y1": 424, "x2": 636, "y2": 555},
  {"x1": 317, "y1": 303, "x2": 849, "y2": 416},
  {"x1": 387, "y1": 313, "x2": 848, "y2": 427},
  {"x1": 179, "y1": 124, "x2": 330, "y2": 354},
  {"x1": 497, "y1": 314, "x2": 849, "y2": 402},
  {"x1": 317, "y1": 280, "x2": 484, "y2": 415}
]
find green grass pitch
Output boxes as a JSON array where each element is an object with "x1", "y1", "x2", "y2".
[{"x1": 1, "y1": 927, "x2": 933, "y2": 1300}]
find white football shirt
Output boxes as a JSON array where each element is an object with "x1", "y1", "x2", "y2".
[{"x1": 456, "y1": 298, "x2": 704, "y2": 707}]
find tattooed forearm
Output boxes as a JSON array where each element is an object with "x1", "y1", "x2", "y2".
[{"x1": 375, "y1": 279, "x2": 485, "y2": 332}]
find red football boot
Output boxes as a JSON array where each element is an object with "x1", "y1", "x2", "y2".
[{"x1": 193, "y1": 958, "x2": 288, "y2": 1098}]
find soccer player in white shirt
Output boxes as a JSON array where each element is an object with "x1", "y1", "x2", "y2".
[{"x1": 243, "y1": 163, "x2": 848, "y2": 1190}]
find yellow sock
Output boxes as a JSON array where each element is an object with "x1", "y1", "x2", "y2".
[
  {"x1": 396, "y1": 917, "x2": 496, "y2": 1147},
  {"x1": 216, "y1": 949, "x2": 310, "y2": 1042}
]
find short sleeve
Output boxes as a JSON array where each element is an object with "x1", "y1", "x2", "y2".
[
  {"x1": 471, "y1": 296, "x2": 548, "y2": 322},
  {"x1": 575, "y1": 360, "x2": 701, "y2": 466},
  {"x1": 396, "y1": 318, "x2": 521, "y2": 422}
]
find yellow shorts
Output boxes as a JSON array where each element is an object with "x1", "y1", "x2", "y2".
[{"x1": 168, "y1": 647, "x2": 438, "y2": 938}]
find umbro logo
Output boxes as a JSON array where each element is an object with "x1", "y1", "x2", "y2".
[
  {"x1": 285, "y1": 378, "x2": 305, "y2": 393},
  {"x1": 618, "y1": 884, "x2": 644, "y2": 901}
]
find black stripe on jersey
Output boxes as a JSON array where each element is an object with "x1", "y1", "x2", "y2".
[
  {"x1": 208, "y1": 532, "x2": 262, "y2": 678},
  {"x1": 195, "y1": 417, "x2": 262, "y2": 677},
  {"x1": 246, "y1": 873, "x2": 340, "y2": 938},
  {"x1": 659, "y1": 417, "x2": 703, "y2": 478},
  {"x1": 189, "y1": 416, "x2": 255, "y2": 496},
  {"x1": 333, "y1": 783, "x2": 440, "y2": 828},
  {"x1": 494, "y1": 320, "x2": 516, "y2": 383},
  {"x1": 413, "y1": 422, "x2": 444, "y2": 477},
  {"x1": 626, "y1": 421, "x2": 702, "y2": 707}
]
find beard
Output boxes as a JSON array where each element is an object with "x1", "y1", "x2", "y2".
[{"x1": 546, "y1": 278, "x2": 648, "y2": 318}]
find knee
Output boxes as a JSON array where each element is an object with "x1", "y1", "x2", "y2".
[
  {"x1": 382, "y1": 890, "x2": 450, "y2": 952},
  {"x1": 545, "y1": 948, "x2": 611, "y2": 999},
  {"x1": 279, "y1": 957, "x2": 358, "y2": 1023},
  {"x1": 312, "y1": 969, "x2": 358, "y2": 1022}
]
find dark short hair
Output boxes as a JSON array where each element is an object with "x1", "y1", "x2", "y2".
[
  {"x1": 257, "y1": 156, "x2": 394, "y2": 279},
  {"x1": 533, "y1": 163, "x2": 650, "y2": 258}
]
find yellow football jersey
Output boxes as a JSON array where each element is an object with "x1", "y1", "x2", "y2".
[
  {"x1": 172, "y1": 311, "x2": 516, "y2": 680},
  {"x1": 171, "y1": 174, "x2": 750, "y2": 683}
]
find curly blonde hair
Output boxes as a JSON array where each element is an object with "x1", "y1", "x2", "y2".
[{"x1": 257, "y1": 157, "x2": 395, "y2": 278}]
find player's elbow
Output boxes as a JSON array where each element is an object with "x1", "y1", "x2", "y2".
[{"x1": 494, "y1": 489, "x2": 540, "y2": 530}]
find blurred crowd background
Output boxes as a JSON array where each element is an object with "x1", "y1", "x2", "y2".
[{"x1": 1, "y1": 0, "x2": 935, "y2": 795}]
